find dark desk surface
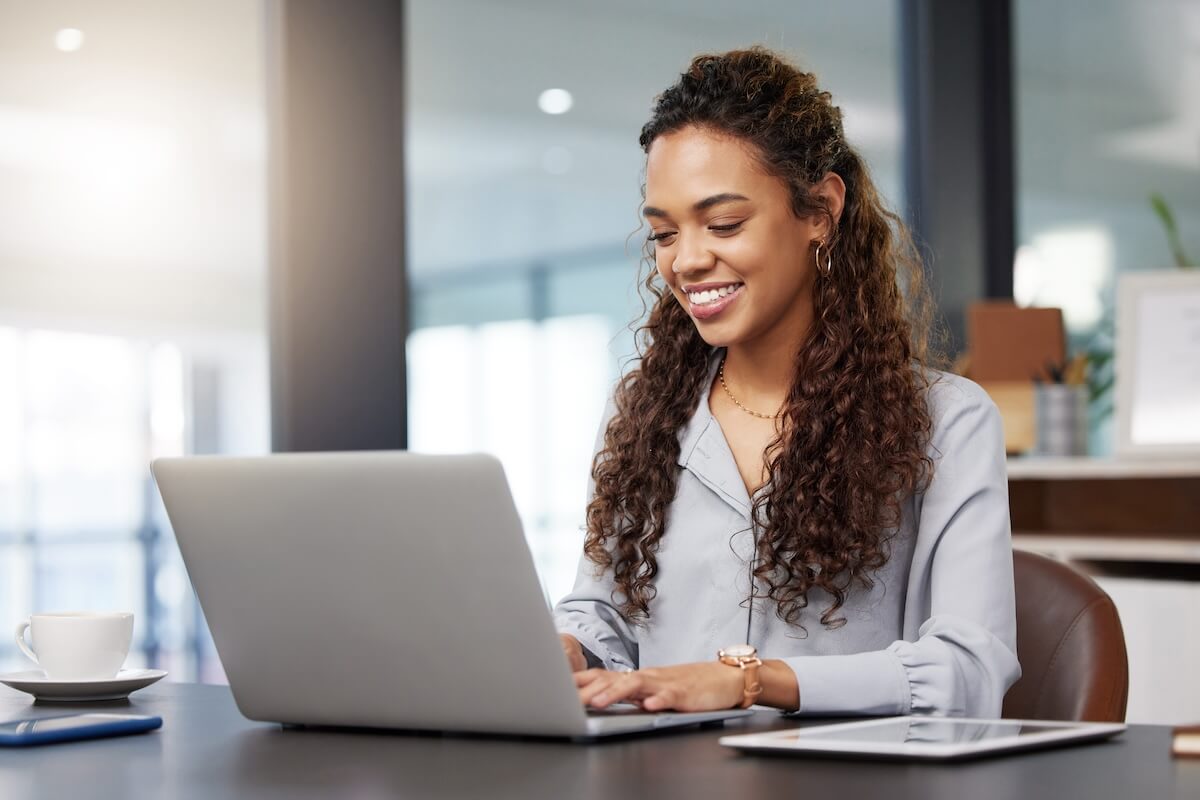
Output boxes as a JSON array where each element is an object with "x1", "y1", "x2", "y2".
[{"x1": 1, "y1": 682, "x2": 1196, "y2": 800}]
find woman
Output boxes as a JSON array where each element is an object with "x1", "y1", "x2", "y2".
[{"x1": 553, "y1": 48, "x2": 1020, "y2": 717}]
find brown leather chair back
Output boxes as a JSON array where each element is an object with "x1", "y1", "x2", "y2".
[{"x1": 1002, "y1": 550, "x2": 1129, "y2": 722}]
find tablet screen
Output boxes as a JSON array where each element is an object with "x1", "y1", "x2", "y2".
[{"x1": 777, "y1": 718, "x2": 1071, "y2": 745}]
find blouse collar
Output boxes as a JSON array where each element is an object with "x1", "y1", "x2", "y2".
[{"x1": 675, "y1": 348, "x2": 754, "y2": 518}]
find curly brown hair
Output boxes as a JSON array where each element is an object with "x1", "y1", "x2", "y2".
[{"x1": 583, "y1": 48, "x2": 942, "y2": 630}]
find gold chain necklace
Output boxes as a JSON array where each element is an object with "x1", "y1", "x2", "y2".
[{"x1": 718, "y1": 358, "x2": 784, "y2": 420}]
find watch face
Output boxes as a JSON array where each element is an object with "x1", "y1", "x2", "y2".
[{"x1": 722, "y1": 644, "x2": 756, "y2": 658}]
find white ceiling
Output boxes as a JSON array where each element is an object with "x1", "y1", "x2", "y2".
[
  {"x1": 404, "y1": 0, "x2": 903, "y2": 275},
  {"x1": 0, "y1": 0, "x2": 1195, "y2": 311},
  {"x1": 0, "y1": 0, "x2": 264, "y2": 277},
  {"x1": 0, "y1": 0, "x2": 264, "y2": 334},
  {"x1": 407, "y1": 0, "x2": 1199, "y2": 274},
  {"x1": 1016, "y1": 0, "x2": 1200, "y2": 194}
]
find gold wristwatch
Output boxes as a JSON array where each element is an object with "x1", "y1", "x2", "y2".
[{"x1": 717, "y1": 644, "x2": 763, "y2": 709}]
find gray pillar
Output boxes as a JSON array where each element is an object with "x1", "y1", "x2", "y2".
[
  {"x1": 902, "y1": 0, "x2": 1015, "y2": 353},
  {"x1": 265, "y1": 0, "x2": 408, "y2": 452}
]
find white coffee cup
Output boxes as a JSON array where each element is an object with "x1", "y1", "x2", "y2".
[{"x1": 14, "y1": 612, "x2": 134, "y2": 681}]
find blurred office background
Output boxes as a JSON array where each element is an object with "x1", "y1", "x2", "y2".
[
  {"x1": 0, "y1": 1, "x2": 269, "y2": 683},
  {"x1": 0, "y1": 0, "x2": 1197, "y2": 719}
]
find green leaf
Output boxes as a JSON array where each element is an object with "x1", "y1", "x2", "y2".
[
  {"x1": 1150, "y1": 192, "x2": 1196, "y2": 268},
  {"x1": 1089, "y1": 376, "x2": 1115, "y2": 403}
]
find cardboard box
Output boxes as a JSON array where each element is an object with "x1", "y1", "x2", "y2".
[
  {"x1": 978, "y1": 380, "x2": 1036, "y2": 454},
  {"x1": 964, "y1": 302, "x2": 1067, "y2": 454},
  {"x1": 967, "y1": 302, "x2": 1066, "y2": 383}
]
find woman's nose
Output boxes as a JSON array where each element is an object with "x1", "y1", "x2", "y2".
[{"x1": 671, "y1": 232, "x2": 716, "y2": 276}]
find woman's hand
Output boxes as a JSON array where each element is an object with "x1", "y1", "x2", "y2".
[
  {"x1": 575, "y1": 662, "x2": 744, "y2": 712},
  {"x1": 559, "y1": 634, "x2": 588, "y2": 673}
]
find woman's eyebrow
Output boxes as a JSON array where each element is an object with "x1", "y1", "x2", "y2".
[{"x1": 642, "y1": 192, "x2": 751, "y2": 219}]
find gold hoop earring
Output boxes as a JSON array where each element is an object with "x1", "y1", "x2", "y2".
[{"x1": 814, "y1": 241, "x2": 833, "y2": 276}]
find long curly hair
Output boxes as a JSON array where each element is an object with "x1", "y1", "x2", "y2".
[{"x1": 583, "y1": 48, "x2": 941, "y2": 629}]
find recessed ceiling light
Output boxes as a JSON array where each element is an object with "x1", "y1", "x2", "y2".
[
  {"x1": 538, "y1": 88, "x2": 573, "y2": 115},
  {"x1": 55, "y1": 28, "x2": 85, "y2": 53}
]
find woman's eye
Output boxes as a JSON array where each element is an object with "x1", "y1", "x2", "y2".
[
  {"x1": 709, "y1": 222, "x2": 743, "y2": 234},
  {"x1": 647, "y1": 231, "x2": 677, "y2": 243}
]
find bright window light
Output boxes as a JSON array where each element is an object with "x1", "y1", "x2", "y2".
[
  {"x1": 406, "y1": 316, "x2": 612, "y2": 605},
  {"x1": 54, "y1": 28, "x2": 85, "y2": 52},
  {"x1": 537, "y1": 88, "x2": 573, "y2": 115},
  {"x1": 1012, "y1": 227, "x2": 1113, "y2": 333}
]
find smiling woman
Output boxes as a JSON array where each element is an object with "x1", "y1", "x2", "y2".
[
  {"x1": 643, "y1": 134, "x2": 838, "y2": 359},
  {"x1": 552, "y1": 48, "x2": 1021, "y2": 717}
]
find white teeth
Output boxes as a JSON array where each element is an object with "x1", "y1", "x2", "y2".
[{"x1": 687, "y1": 284, "x2": 741, "y2": 305}]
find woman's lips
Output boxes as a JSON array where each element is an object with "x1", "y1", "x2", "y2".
[{"x1": 687, "y1": 284, "x2": 744, "y2": 320}]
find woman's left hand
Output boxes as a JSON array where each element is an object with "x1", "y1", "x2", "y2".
[{"x1": 575, "y1": 662, "x2": 744, "y2": 712}]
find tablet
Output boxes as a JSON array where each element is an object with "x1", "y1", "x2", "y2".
[{"x1": 720, "y1": 716, "x2": 1126, "y2": 761}]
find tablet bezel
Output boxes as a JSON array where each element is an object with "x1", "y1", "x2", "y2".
[{"x1": 719, "y1": 716, "x2": 1127, "y2": 761}]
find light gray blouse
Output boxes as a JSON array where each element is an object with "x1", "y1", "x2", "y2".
[{"x1": 553, "y1": 350, "x2": 1021, "y2": 717}]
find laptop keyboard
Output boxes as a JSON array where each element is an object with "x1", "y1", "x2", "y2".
[{"x1": 585, "y1": 704, "x2": 653, "y2": 717}]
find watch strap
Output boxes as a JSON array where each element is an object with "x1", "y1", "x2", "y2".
[{"x1": 719, "y1": 650, "x2": 764, "y2": 709}]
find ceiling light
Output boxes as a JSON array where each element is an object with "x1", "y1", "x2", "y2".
[
  {"x1": 538, "y1": 89, "x2": 573, "y2": 115},
  {"x1": 55, "y1": 28, "x2": 85, "y2": 52}
]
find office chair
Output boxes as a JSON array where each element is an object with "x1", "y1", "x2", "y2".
[{"x1": 1002, "y1": 549, "x2": 1129, "y2": 722}]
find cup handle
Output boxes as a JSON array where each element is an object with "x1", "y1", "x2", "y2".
[{"x1": 14, "y1": 620, "x2": 38, "y2": 665}]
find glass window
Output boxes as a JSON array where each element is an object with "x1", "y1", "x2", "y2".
[
  {"x1": 0, "y1": 2, "x2": 268, "y2": 679},
  {"x1": 35, "y1": 541, "x2": 146, "y2": 637},
  {"x1": 25, "y1": 331, "x2": 146, "y2": 538},
  {"x1": 406, "y1": 0, "x2": 904, "y2": 602},
  {"x1": 0, "y1": 329, "x2": 21, "y2": 534},
  {"x1": 1015, "y1": 0, "x2": 1200, "y2": 451},
  {"x1": 0, "y1": 546, "x2": 33, "y2": 657}
]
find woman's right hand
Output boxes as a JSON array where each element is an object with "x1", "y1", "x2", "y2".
[{"x1": 559, "y1": 633, "x2": 587, "y2": 672}]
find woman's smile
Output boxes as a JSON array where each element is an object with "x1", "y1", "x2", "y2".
[{"x1": 683, "y1": 281, "x2": 744, "y2": 320}]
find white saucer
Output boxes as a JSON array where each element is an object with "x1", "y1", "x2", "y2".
[{"x1": 0, "y1": 668, "x2": 168, "y2": 702}]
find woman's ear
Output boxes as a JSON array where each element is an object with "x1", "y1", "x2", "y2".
[{"x1": 813, "y1": 171, "x2": 847, "y2": 236}]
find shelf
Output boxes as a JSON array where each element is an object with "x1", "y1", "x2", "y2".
[
  {"x1": 1006, "y1": 456, "x2": 1200, "y2": 480},
  {"x1": 1013, "y1": 533, "x2": 1200, "y2": 564}
]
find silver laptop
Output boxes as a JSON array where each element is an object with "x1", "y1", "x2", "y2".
[{"x1": 150, "y1": 451, "x2": 751, "y2": 739}]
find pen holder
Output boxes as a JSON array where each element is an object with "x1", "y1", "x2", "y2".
[{"x1": 1034, "y1": 384, "x2": 1088, "y2": 456}]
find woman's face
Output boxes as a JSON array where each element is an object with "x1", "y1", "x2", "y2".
[{"x1": 644, "y1": 126, "x2": 832, "y2": 350}]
